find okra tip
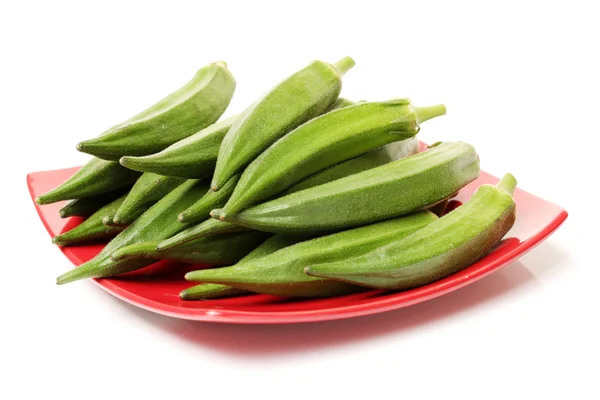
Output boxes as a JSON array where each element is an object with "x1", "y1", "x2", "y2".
[
  {"x1": 184, "y1": 271, "x2": 202, "y2": 282},
  {"x1": 497, "y1": 173, "x2": 518, "y2": 196},
  {"x1": 35, "y1": 195, "x2": 49, "y2": 205},
  {"x1": 118, "y1": 156, "x2": 138, "y2": 170},
  {"x1": 333, "y1": 56, "x2": 355, "y2": 76},
  {"x1": 414, "y1": 104, "x2": 447, "y2": 124},
  {"x1": 155, "y1": 236, "x2": 182, "y2": 252},
  {"x1": 303, "y1": 265, "x2": 345, "y2": 280},
  {"x1": 210, "y1": 208, "x2": 226, "y2": 221},
  {"x1": 179, "y1": 288, "x2": 194, "y2": 300},
  {"x1": 56, "y1": 265, "x2": 92, "y2": 285}
]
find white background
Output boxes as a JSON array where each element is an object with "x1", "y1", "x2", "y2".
[{"x1": 1, "y1": 1, "x2": 598, "y2": 399}]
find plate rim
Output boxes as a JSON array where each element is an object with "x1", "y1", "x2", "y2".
[{"x1": 28, "y1": 168, "x2": 568, "y2": 324}]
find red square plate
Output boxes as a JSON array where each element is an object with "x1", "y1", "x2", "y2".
[{"x1": 27, "y1": 166, "x2": 567, "y2": 324}]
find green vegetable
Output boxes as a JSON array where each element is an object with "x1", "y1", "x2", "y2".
[
  {"x1": 219, "y1": 99, "x2": 444, "y2": 216},
  {"x1": 305, "y1": 174, "x2": 518, "y2": 289},
  {"x1": 185, "y1": 211, "x2": 437, "y2": 297},
  {"x1": 119, "y1": 96, "x2": 358, "y2": 180},
  {"x1": 213, "y1": 142, "x2": 480, "y2": 234},
  {"x1": 110, "y1": 230, "x2": 269, "y2": 265},
  {"x1": 76, "y1": 61, "x2": 236, "y2": 161},
  {"x1": 52, "y1": 195, "x2": 127, "y2": 246},
  {"x1": 283, "y1": 138, "x2": 419, "y2": 195},
  {"x1": 119, "y1": 115, "x2": 237, "y2": 179},
  {"x1": 55, "y1": 180, "x2": 207, "y2": 285},
  {"x1": 58, "y1": 185, "x2": 132, "y2": 218},
  {"x1": 36, "y1": 158, "x2": 141, "y2": 205},
  {"x1": 324, "y1": 97, "x2": 357, "y2": 112},
  {"x1": 177, "y1": 174, "x2": 240, "y2": 224},
  {"x1": 166, "y1": 141, "x2": 419, "y2": 248},
  {"x1": 105, "y1": 173, "x2": 186, "y2": 226},
  {"x1": 180, "y1": 235, "x2": 303, "y2": 300},
  {"x1": 156, "y1": 218, "x2": 249, "y2": 251},
  {"x1": 211, "y1": 57, "x2": 355, "y2": 190}
]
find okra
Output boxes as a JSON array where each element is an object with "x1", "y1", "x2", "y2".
[
  {"x1": 213, "y1": 142, "x2": 480, "y2": 234},
  {"x1": 77, "y1": 62, "x2": 236, "y2": 160},
  {"x1": 119, "y1": 96, "x2": 358, "y2": 180},
  {"x1": 211, "y1": 57, "x2": 355, "y2": 190},
  {"x1": 106, "y1": 173, "x2": 186, "y2": 226},
  {"x1": 110, "y1": 231, "x2": 269, "y2": 265},
  {"x1": 52, "y1": 195, "x2": 127, "y2": 246},
  {"x1": 156, "y1": 218, "x2": 249, "y2": 251},
  {"x1": 36, "y1": 158, "x2": 141, "y2": 205},
  {"x1": 186, "y1": 211, "x2": 437, "y2": 297},
  {"x1": 56, "y1": 180, "x2": 208, "y2": 285},
  {"x1": 177, "y1": 174, "x2": 240, "y2": 225},
  {"x1": 305, "y1": 174, "x2": 518, "y2": 290},
  {"x1": 119, "y1": 115, "x2": 237, "y2": 179},
  {"x1": 180, "y1": 235, "x2": 303, "y2": 300},
  {"x1": 58, "y1": 185, "x2": 132, "y2": 218},
  {"x1": 219, "y1": 99, "x2": 445, "y2": 216},
  {"x1": 283, "y1": 138, "x2": 419, "y2": 195}
]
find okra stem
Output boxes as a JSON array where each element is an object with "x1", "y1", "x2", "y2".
[
  {"x1": 414, "y1": 104, "x2": 447, "y2": 124},
  {"x1": 333, "y1": 57, "x2": 356, "y2": 76},
  {"x1": 497, "y1": 173, "x2": 518, "y2": 195}
]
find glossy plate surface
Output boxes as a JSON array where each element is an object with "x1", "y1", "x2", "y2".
[{"x1": 28, "y1": 165, "x2": 567, "y2": 324}]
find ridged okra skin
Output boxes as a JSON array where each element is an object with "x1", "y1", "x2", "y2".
[
  {"x1": 118, "y1": 97, "x2": 359, "y2": 180},
  {"x1": 55, "y1": 180, "x2": 208, "y2": 285},
  {"x1": 219, "y1": 99, "x2": 444, "y2": 216},
  {"x1": 53, "y1": 195, "x2": 128, "y2": 246},
  {"x1": 284, "y1": 138, "x2": 419, "y2": 195},
  {"x1": 110, "y1": 231, "x2": 270, "y2": 265},
  {"x1": 185, "y1": 211, "x2": 437, "y2": 297},
  {"x1": 156, "y1": 218, "x2": 250, "y2": 251},
  {"x1": 214, "y1": 142, "x2": 480, "y2": 234},
  {"x1": 305, "y1": 174, "x2": 518, "y2": 290},
  {"x1": 119, "y1": 115, "x2": 237, "y2": 179},
  {"x1": 106, "y1": 173, "x2": 186, "y2": 226},
  {"x1": 58, "y1": 186, "x2": 132, "y2": 218},
  {"x1": 177, "y1": 174, "x2": 240, "y2": 224},
  {"x1": 211, "y1": 57, "x2": 355, "y2": 190},
  {"x1": 180, "y1": 235, "x2": 304, "y2": 300},
  {"x1": 36, "y1": 158, "x2": 141, "y2": 205},
  {"x1": 77, "y1": 62, "x2": 236, "y2": 160}
]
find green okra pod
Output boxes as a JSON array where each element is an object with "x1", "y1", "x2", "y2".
[
  {"x1": 53, "y1": 195, "x2": 128, "y2": 246},
  {"x1": 185, "y1": 211, "x2": 438, "y2": 297},
  {"x1": 283, "y1": 138, "x2": 419, "y2": 195},
  {"x1": 36, "y1": 158, "x2": 141, "y2": 205},
  {"x1": 177, "y1": 174, "x2": 240, "y2": 224},
  {"x1": 211, "y1": 57, "x2": 355, "y2": 190},
  {"x1": 77, "y1": 61, "x2": 236, "y2": 160},
  {"x1": 180, "y1": 234, "x2": 304, "y2": 300},
  {"x1": 213, "y1": 141, "x2": 480, "y2": 234},
  {"x1": 55, "y1": 180, "x2": 208, "y2": 285},
  {"x1": 106, "y1": 173, "x2": 186, "y2": 226},
  {"x1": 110, "y1": 230, "x2": 269, "y2": 265},
  {"x1": 156, "y1": 218, "x2": 250, "y2": 251},
  {"x1": 305, "y1": 174, "x2": 518, "y2": 290},
  {"x1": 119, "y1": 115, "x2": 237, "y2": 179},
  {"x1": 219, "y1": 99, "x2": 445, "y2": 216},
  {"x1": 58, "y1": 185, "x2": 132, "y2": 218},
  {"x1": 119, "y1": 96, "x2": 358, "y2": 180}
]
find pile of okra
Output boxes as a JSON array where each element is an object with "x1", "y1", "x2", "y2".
[{"x1": 37, "y1": 57, "x2": 518, "y2": 300}]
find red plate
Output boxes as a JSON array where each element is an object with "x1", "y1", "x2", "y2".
[{"x1": 27, "y1": 166, "x2": 567, "y2": 324}]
